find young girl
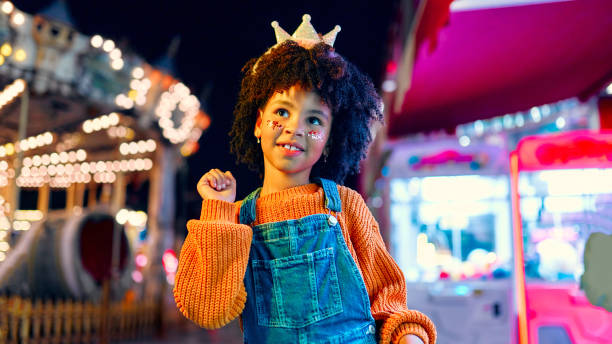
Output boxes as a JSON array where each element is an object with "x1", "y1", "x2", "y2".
[{"x1": 174, "y1": 15, "x2": 436, "y2": 344}]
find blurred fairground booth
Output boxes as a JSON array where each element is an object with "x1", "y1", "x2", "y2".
[
  {"x1": 361, "y1": 1, "x2": 612, "y2": 344},
  {"x1": 0, "y1": 1, "x2": 210, "y2": 343}
]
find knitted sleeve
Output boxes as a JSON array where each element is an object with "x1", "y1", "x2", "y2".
[
  {"x1": 342, "y1": 189, "x2": 437, "y2": 344},
  {"x1": 173, "y1": 199, "x2": 252, "y2": 329}
]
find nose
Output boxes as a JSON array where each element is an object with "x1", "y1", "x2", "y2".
[{"x1": 284, "y1": 116, "x2": 305, "y2": 136}]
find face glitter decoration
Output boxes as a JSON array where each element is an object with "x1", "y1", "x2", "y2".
[
  {"x1": 307, "y1": 130, "x2": 324, "y2": 141},
  {"x1": 266, "y1": 120, "x2": 283, "y2": 130}
]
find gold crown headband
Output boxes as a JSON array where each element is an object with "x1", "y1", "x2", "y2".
[
  {"x1": 252, "y1": 14, "x2": 341, "y2": 73},
  {"x1": 271, "y1": 14, "x2": 341, "y2": 48}
]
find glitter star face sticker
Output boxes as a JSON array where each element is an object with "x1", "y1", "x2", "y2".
[
  {"x1": 266, "y1": 120, "x2": 283, "y2": 131},
  {"x1": 307, "y1": 130, "x2": 324, "y2": 141}
]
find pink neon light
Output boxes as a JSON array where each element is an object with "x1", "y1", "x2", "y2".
[
  {"x1": 410, "y1": 149, "x2": 486, "y2": 170},
  {"x1": 517, "y1": 130, "x2": 612, "y2": 171}
]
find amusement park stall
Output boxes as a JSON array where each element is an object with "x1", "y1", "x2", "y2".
[
  {"x1": 510, "y1": 130, "x2": 612, "y2": 343},
  {"x1": 383, "y1": 137, "x2": 514, "y2": 343},
  {"x1": 0, "y1": 2, "x2": 209, "y2": 342},
  {"x1": 363, "y1": 0, "x2": 612, "y2": 343}
]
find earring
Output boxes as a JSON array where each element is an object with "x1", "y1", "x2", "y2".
[
  {"x1": 323, "y1": 150, "x2": 328, "y2": 164},
  {"x1": 257, "y1": 137, "x2": 260, "y2": 144}
]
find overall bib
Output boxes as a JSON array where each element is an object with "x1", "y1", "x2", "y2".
[{"x1": 239, "y1": 178, "x2": 376, "y2": 344}]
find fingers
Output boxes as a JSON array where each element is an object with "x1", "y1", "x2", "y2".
[
  {"x1": 224, "y1": 170, "x2": 235, "y2": 185},
  {"x1": 200, "y1": 169, "x2": 234, "y2": 191}
]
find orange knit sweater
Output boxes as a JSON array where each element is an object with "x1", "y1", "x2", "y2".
[{"x1": 174, "y1": 183, "x2": 436, "y2": 344}]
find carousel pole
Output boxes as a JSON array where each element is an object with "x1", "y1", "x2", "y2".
[
  {"x1": 87, "y1": 181, "x2": 97, "y2": 209},
  {"x1": 145, "y1": 141, "x2": 177, "y2": 337},
  {"x1": 102, "y1": 139, "x2": 128, "y2": 344},
  {"x1": 73, "y1": 182, "x2": 85, "y2": 209},
  {"x1": 110, "y1": 146, "x2": 126, "y2": 292},
  {"x1": 9, "y1": 81, "x2": 29, "y2": 244},
  {"x1": 65, "y1": 184, "x2": 75, "y2": 211},
  {"x1": 37, "y1": 183, "x2": 49, "y2": 216}
]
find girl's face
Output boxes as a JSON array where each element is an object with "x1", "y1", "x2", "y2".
[{"x1": 254, "y1": 85, "x2": 332, "y2": 180}]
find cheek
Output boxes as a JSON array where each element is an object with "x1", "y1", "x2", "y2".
[
  {"x1": 307, "y1": 130, "x2": 325, "y2": 142},
  {"x1": 266, "y1": 120, "x2": 283, "y2": 131}
]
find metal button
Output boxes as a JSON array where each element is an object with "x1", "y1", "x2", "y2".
[
  {"x1": 367, "y1": 324, "x2": 376, "y2": 334},
  {"x1": 327, "y1": 215, "x2": 338, "y2": 226}
]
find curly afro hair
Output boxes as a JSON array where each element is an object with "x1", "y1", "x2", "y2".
[{"x1": 229, "y1": 40, "x2": 383, "y2": 185}]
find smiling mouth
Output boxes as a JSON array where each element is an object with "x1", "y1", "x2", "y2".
[{"x1": 278, "y1": 144, "x2": 304, "y2": 152}]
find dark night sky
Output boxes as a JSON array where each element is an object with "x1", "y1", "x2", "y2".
[{"x1": 15, "y1": 0, "x2": 396, "y2": 209}]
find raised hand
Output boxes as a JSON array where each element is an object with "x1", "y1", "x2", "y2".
[
  {"x1": 398, "y1": 334, "x2": 425, "y2": 344},
  {"x1": 197, "y1": 169, "x2": 237, "y2": 203}
]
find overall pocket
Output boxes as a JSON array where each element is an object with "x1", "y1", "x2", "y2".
[{"x1": 252, "y1": 247, "x2": 343, "y2": 328}]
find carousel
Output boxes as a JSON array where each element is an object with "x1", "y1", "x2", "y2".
[{"x1": 0, "y1": 1, "x2": 210, "y2": 343}]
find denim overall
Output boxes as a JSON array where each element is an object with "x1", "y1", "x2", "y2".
[{"x1": 239, "y1": 178, "x2": 377, "y2": 344}]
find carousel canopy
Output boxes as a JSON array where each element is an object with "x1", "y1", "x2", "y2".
[
  {"x1": 388, "y1": 0, "x2": 612, "y2": 138},
  {"x1": 0, "y1": 1, "x2": 209, "y2": 154}
]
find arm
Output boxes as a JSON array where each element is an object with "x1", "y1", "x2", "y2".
[
  {"x1": 173, "y1": 170, "x2": 252, "y2": 329},
  {"x1": 343, "y1": 190, "x2": 436, "y2": 344}
]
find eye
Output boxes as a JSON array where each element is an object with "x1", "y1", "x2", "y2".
[
  {"x1": 275, "y1": 109, "x2": 289, "y2": 118},
  {"x1": 308, "y1": 117, "x2": 322, "y2": 126}
]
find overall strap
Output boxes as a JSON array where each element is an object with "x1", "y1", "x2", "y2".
[
  {"x1": 313, "y1": 177, "x2": 342, "y2": 213},
  {"x1": 239, "y1": 187, "x2": 261, "y2": 225}
]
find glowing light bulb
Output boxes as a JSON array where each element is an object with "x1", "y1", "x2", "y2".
[
  {"x1": 1, "y1": 43, "x2": 12, "y2": 57},
  {"x1": 14, "y1": 48, "x2": 26, "y2": 62},
  {"x1": 1, "y1": 2, "x2": 14, "y2": 14},
  {"x1": 11, "y1": 12, "x2": 24, "y2": 26},
  {"x1": 128, "y1": 142, "x2": 138, "y2": 155},
  {"x1": 43, "y1": 132, "x2": 53, "y2": 144},
  {"x1": 108, "y1": 112, "x2": 120, "y2": 126},
  {"x1": 130, "y1": 79, "x2": 140, "y2": 90},
  {"x1": 13, "y1": 80, "x2": 25, "y2": 94},
  {"x1": 132, "y1": 67, "x2": 144, "y2": 79},
  {"x1": 111, "y1": 58, "x2": 124, "y2": 70},
  {"x1": 109, "y1": 48, "x2": 122, "y2": 60},
  {"x1": 146, "y1": 139, "x2": 156, "y2": 151},
  {"x1": 116, "y1": 208, "x2": 129, "y2": 225},
  {"x1": 27, "y1": 137, "x2": 36, "y2": 149},
  {"x1": 100, "y1": 115, "x2": 110, "y2": 128},
  {"x1": 82, "y1": 120, "x2": 92, "y2": 133},
  {"x1": 59, "y1": 151, "x2": 68, "y2": 163},
  {"x1": 137, "y1": 140, "x2": 147, "y2": 153},
  {"x1": 92, "y1": 118, "x2": 101, "y2": 131},
  {"x1": 119, "y1": 143, "x2": 129, "y2": 155},
  {"x1": 90, "y1": 35, "x2": 103, "y2": 48},
  {"x1": 102, "y1": 39, "x2": 115, "y2": 52},
  {"x1": 76, "y1": 149, "x2": 86, "y2": 161}
]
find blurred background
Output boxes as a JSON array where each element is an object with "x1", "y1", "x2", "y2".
[{"x1": 0, "y1": 0, "x2": 610, "y2": 343}]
